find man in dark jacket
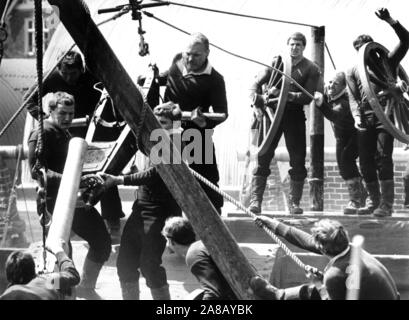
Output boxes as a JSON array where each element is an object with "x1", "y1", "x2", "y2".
[
  {"x1": 249, "y1": 32, "x2": 321, "y2": 215},
  {"x1": 99, "y1": 102, "x2": 183, "y2": 300},
  {"x1": 27, "y1": 92, "x2": 111, "y2": 299},
  {"x1": 251, "y1": 216, "x2": 399, "y2": 300},
  {"x1": 0, "y1": 240, "x2": 80, "y2": 300},
  {"x1": 25, "y1": 50, "x2": 125, "y2": 235},
  {"x1": 163, "y1": 32, "x2": 228, "y2": 214},
  {"x1": 314, "y1": 72, "x2": 366, "y2": 214},
  {"x1": 345, "y1": 8, "x2": 409, "y2": 217}
]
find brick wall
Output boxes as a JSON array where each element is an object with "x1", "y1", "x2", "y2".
[{"x1": 261, "y1": 160, "x2": 409, "y2": 214}]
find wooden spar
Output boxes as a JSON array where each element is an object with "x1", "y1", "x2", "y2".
[
  {"x1": 346, "y1": 235, "x2": 364, "y2": 300},
  {"x1": 46, "y1": 138, "x2": 88, "y2": 252},
  {"x1": 309, "y1": 26, "x2": 325, "y2": 211},
  {"x1": 47, "y1": 0, "x2": 257, "y2": 299}
]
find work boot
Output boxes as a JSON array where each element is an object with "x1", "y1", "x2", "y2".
[
  {"x1": 358, "y1": 181, "x2": 380, "y2": 215},
  {"x1": 250, "y1": 276, "x2": 283, "y2": 300},
  {"x1": 288, "y1": 180, "x2": 304, "y2": 215},
  {"x1": 76, "y1": 258, "x2": 104, "y2": 300},
  {"x1": 120, "y1": 281, "x2": 140, "y2": 300},
  {"x1": 248, "y1": 175, "x2": 267, "y2": 214},
  {"x1": 403, "y1": 176, "x2": 409, "y2": 208},
  {"x1": 359, "y1": 178, "x2": 368, "y2": 207},
  {"x1": 150, "y1": 284, "x2": 171, "y2": 300},
  {"x1": 343, "y1": 177, "x2": 363, "y2": 215},
  {"x1": 373, "y1": 179, "x2": 394, "y2": 217}
]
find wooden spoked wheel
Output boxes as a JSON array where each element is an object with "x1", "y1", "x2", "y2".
[
  {"x1": 253, "y1": 55, "x2": 292, "y2": 156},
  {"x1": 358, "y1": 42, "x2": 409, "y2": 143}
]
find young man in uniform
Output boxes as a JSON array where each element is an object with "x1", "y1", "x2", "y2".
[{"x1": 249, "y1": 32, "x2": 321, "y2": 215}]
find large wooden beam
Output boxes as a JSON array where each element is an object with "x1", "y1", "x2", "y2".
[
  {"x1": 47, "y1": 0, "x2": 257, "y2": 299},
  {"x1": 309, "y1": 26, "x2": 325, "y2": 211}
]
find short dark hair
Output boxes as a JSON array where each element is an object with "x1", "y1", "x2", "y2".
[
  {"x1": 5, "y1": 251, "x2": 36, "y2": 285},
  {"x1": 353, "y1": 34, "x2": 374, "y2": 51},
  {"x1": 311, "y1": 219, "x2": 349, "y2": 256},
  {"x1": 48, "y1": 91, "x2": 75, "y2": 112},
  {"x1": 162, "y1": 216, "x2": 196, "y2": 246},
  {"x1": 57, "y1": 50, "x2": 84, "y2": 71},
  {"x1": 287, "y1": 32, "x2": 307, "y2": 46}
]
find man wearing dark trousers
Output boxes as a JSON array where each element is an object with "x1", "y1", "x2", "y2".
[
  {"x1": 98, "y1": 103, "x2": 183, "y2": 300},
  {"x1": 163, "y1": 32, "x2": 228, "y2": 214},
  {"x1": 314, "y1": 72, "x2": 366, "y2": 214},
  {"x1": 27, "y1": 92, "x2": 111, "y2": 299},
  {"x1": 346, "y1": 8, "x2": 409, "y2": 217},
  {"x1": 25, "y1": 50, "x2": 125, "y2": 234},
  {"x1": 249, "y1": 32, "x2": 321, "y2": 215}
]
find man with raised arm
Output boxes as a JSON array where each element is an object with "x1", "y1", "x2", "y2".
[{"x1": 345, "y1": 8, "x2": 409, "y2": 217}]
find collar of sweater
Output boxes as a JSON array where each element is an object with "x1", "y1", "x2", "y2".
[
  {"x1": 328, "y1": 88, "x2": 347, "y2": 102},
  {"x1": 177, "y1": 59, "x2": 213, "y2": 76}
]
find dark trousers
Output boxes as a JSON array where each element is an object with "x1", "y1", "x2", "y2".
[
  {"x1": 357, "y1": 126, "x2": 394, "y2": 182},
  {"x1": 253, "y1": 108, "x2": 307, "y2": 181},
  {"x1": 99, "y1": 185, "x2": 124, "y2": 221},
  {"x1": 116, "y1": 199, "x2": 181, "y2": 288},
  {"x1": 46, "y1": 200, "x2": 111, "y2": 264},
  {"x1": 335, "y1": 128, "x2": 360, "y2": 180}
]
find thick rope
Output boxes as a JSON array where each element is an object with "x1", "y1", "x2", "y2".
[{"x1": 188, "y1": 167, "x2": 323, "y2": 279}]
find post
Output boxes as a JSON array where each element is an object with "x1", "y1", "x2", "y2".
[
  {"x1": 309, "y1": 26, "x2": 325, "y2": 211},
  {"x1": 47, "y1": 0, "x2": 257, "y2": 299},
  {"x1": 46, "y1": 138, "x2": 88, "y2": 252}
]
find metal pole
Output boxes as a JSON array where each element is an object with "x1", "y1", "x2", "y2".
[{"x1": 309, "y1": 26, "x2": 325, "y2": 211}]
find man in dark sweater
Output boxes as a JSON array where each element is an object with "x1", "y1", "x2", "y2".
[
  {"x1": 163, "y1": 32, "x2": 228, "y2": 214},
  {"x1": 314, "y1": 72, "x2": 366, "y2": 214},
  {"x1": 249, "y1": 32, "x2": 321, "y2": 215},
  {"x1": 27, "y1": 92, "x2": 111, "y2": 299},
  {"x1": 99, "y1": 103, "x2": 183, "y2": 300},
  {"x1": 250, "y1": 216, "x2": 399, "y2": 300},
  {"x1": 25, "y1": 50, "x2": 125, "y2": 235},
  {"x1": 345, "y1": 8, "x2": 409, "y2": 217},
  {"x1": 0, "y1": 240, "x2": 80, "y2": 300},
  {"x1": 162, "y1": 216, "x2": 236, "y2": 300}
]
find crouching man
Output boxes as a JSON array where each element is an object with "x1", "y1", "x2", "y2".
[{"x1": 162, "y1": 216, "x2": 237, "y2": 300}]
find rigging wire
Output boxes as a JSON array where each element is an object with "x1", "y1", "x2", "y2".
[
  {"x1": 151, "y1": 0, "x2": 318, "y2": 28},
  {"x1": 151, "y1": 0, "x2": 337, "y2": 70},
  {"x1": 144, "y1": 11, "x2": 315, "y2": 99}
]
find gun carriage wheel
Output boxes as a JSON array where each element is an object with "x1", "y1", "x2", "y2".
[
  {"x1": 358, "y1": 42, "x2": 409, "y2": 143},
  {"x1": 253, "y1": 55, "x2": 292, "y2": 156}
]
